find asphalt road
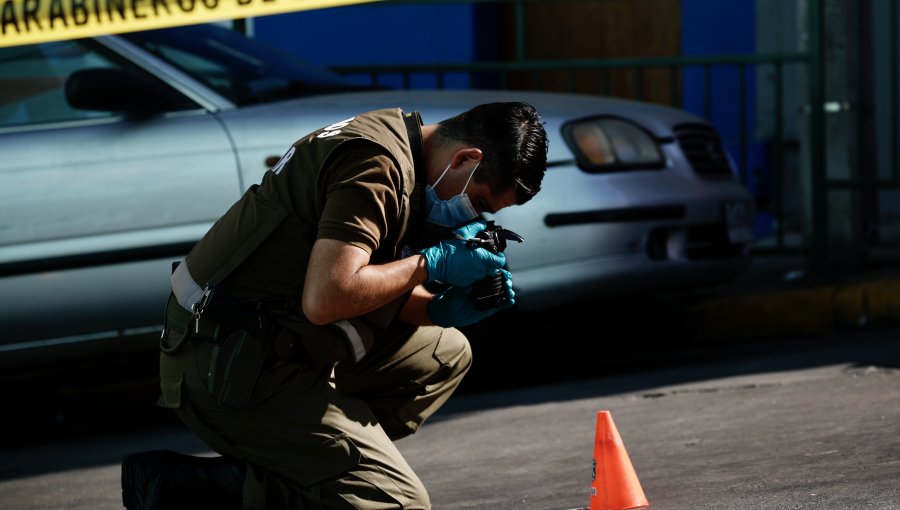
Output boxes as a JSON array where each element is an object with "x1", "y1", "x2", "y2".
[{"x1": 1, "y1": 325, "x2": 898, "y2": 510}]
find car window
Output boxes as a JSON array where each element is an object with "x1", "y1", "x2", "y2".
[
  {"x1": 121, "y1": 24, "x2": 367, "y2": 106},
  {"x1": 0, "y1": 39, "x2": 198, "y2": 128},
  {"x1": 0, "y1": 40, "x2": 114, "y2": 127}
]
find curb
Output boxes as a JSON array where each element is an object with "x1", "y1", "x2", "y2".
[{"x1": 682, "y1": 275, "x2": 900, "y2": 342}]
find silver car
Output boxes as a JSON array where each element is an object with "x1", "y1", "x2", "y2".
[{"x1": 0, "y1": 24, "x2": 755, "y2": 373}]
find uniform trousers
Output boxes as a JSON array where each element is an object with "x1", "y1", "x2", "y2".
[{"x1": 158, "y1": 305, "x2": 472, "y2": 510}]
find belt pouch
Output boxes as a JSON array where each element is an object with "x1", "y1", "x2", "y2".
[{"x1": 208, "y1": 328, "x2": 266, "y2": 409}]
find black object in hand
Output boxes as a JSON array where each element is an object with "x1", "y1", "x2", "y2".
[{"x1": 466, "y1": 221, "x2": 524, "y2": 310}]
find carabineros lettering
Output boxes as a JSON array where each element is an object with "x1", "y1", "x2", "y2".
[
  {"x1": 1, "y1": 0, "x2": 226, "y2": 35},
  {"x1": 174, "y1": 0, "x2": 220, "y2": 11}
]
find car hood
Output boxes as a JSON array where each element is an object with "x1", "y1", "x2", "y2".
[{"x1": 227, "y1": 89, "x2": 705, "y2": 162}]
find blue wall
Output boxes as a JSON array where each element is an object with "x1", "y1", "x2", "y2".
[
  {"x1": 681, "y1": 0, "x2": 769, "y2": 235},
  {"x1": 254, "y1": 3, "x2": 479, "y2": 89},
  {"x1": 681, "y1": 0, "x2": 757, "y2": 153},
  {"x1": 256, "y1": 1, "x2": 759, "y2": 122}
]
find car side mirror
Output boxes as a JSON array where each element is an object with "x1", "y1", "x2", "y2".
[{"x1": 65, "y1": 68, "x2": 174, "y2": 115}]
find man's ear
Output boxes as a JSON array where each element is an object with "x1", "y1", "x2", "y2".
[{"x1": 450, "y1": 147, "x2": 483, "y2": 169}]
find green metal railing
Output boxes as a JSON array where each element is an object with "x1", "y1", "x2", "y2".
[{"x1": 334, "y1": 0, "x2": 899, "y2": 275}]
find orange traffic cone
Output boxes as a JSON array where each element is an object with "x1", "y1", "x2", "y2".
[{"x1": 589, "y1": 410, "x2": 649, "y2": 510}]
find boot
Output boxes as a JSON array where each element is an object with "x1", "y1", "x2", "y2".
[{"x1": 121, "y1": 449, "x2": 245, "y2": 510}]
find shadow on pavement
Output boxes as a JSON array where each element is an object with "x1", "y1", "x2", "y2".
[{"x1": 2, "y1": 293, "x2": 899, "y2": 483}]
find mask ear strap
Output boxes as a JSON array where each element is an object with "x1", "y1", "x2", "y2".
[
  {"x1": 461, "y1": 162, "x2": 480, "y2": 193},
  {"x1": 432, "y1": 163, "x2": 452, "y2": 188}
]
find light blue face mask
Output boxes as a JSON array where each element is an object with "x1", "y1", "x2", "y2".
[{"x1": 425, "y1": 162, "x2": 479, "y2": 227}]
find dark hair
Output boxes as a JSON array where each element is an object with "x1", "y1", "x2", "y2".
[{"x1": 434, "y1": 102, "x2": 548, "y2": 205}]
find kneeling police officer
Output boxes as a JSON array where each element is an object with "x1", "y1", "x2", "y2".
[{"x1": 121, "y1": 102, "x2": 548, "y2": 509}]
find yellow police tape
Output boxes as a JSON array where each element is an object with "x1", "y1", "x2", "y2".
[{"x1": 0, "y1": 0, "x2": 380, "y2": 47}]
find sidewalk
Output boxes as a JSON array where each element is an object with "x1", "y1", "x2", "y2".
[{"x1": 674, "y1": 254, "x2": 900, "y2": 343}]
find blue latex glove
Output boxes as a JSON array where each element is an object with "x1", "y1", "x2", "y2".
[
  {"x1": 427, "y1": 270, "x2": 516, "y2": 328},
  {"x1": 420, "y1": 220, "x2": 507, "y2": 288}
]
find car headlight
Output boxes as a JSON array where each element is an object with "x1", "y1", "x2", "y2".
[{"x1": 561, "y1": 116, "x2": 666, "y2": 172}]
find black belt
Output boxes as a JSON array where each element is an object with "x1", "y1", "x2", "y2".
[
  {"x1": 160, "y1": 293, "x2": 221, "y2": 353},
  {"x1": 160, "y1": 292, "x2": 301, "y2": 363}
]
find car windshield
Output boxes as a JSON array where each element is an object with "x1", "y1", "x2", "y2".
[{"x1": 121, "y1": 24, "x2": 366, "y2": 106}]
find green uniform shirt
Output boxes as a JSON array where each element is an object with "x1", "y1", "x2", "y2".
[{"x1": 178, "y1": 108, "x2": 419, "y2": 363}]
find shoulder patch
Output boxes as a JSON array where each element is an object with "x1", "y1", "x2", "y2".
[
  {"x1": 317, "y1": 117, "x2": 357, "y2": 139},
  {"x1": 271, "y1": 146, "x2": 296, "y2": 175}
]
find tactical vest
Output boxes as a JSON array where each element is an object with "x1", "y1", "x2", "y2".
[{"x1": 171, "y1": 109, "x2": 422, "y2": 365}]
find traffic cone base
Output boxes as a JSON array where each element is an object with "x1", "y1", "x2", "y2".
[{"x1": 589, "y1": 410, "x2": 648, "y2": 510}]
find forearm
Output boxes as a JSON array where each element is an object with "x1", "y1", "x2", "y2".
[
  {"x1": 303, "y1": 239, "x2": 429, "y2": 325},
  {"x1": 398, "y1": 285, "x2": 437, "y2": 326},
  {"x1": 343, "y1": 257, "x2": 430, "y2": 320}
]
